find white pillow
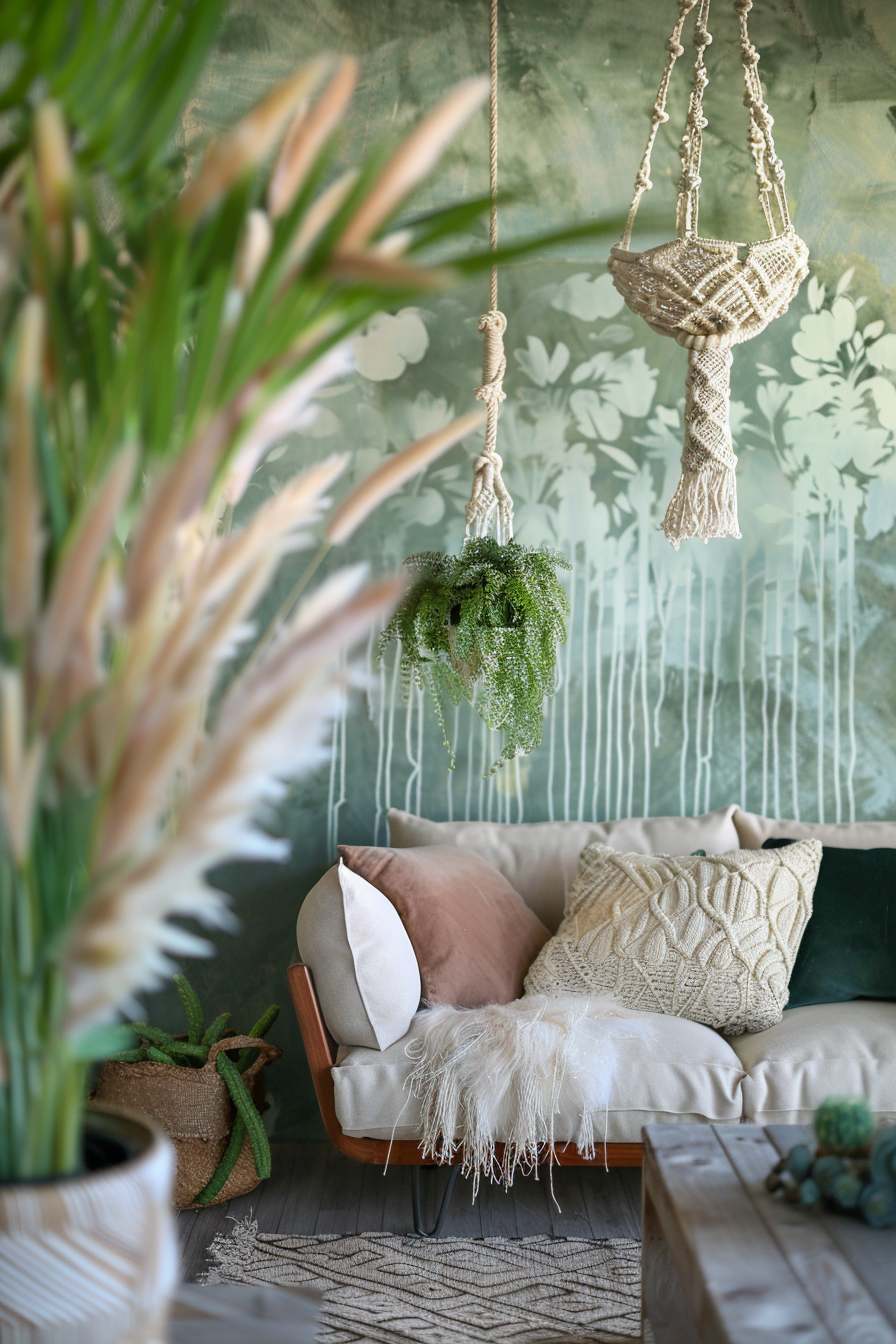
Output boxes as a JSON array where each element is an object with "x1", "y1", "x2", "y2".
[
  {"x1": 296, "y1": 859, "x2": 421, "y2": 1050},
  {"x1": 387, "y1": 806, "x2": 741, "y2": 931},
  {"x1": 734, "y1": 808, "x2": 896, "y2": 850}
]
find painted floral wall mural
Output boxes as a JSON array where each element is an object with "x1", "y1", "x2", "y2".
[
  {"x1": 164, "y1": 0, "x2": 896, "y2": 1136},
  {"x1": 277, "y1": 264, "x2": 896, "y2": 856}
]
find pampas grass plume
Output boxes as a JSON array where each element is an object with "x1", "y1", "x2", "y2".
[
  {"x1": 326, "y1": 410, "x2": 485, "y2": 544},
  {"x1": 34, "y1": 101, "x2": 72, "y2": 233},
  {"x1": 224, "y1": 358, "x2": 351, "y2": 504},
  {"x1": 338, "y1": 77, "x2": 488, "y2": 251},
  {"x1": 2, "y1": 295, "x2": 45, "y2": 636},
  {"x1": 177, "y1": 59, "x2": 331, "y2": 223},
  {"x1": 267, "y1": 58, "x2": 359, "y2": 220},
  {"x1": 325, "y1": 252, "x2": 450, "y2": 291},
  {"x1": 126, "y1": 384, "x2": 256, "y2": 619},
  {"x1": 35, "y1": 446, "x2": 136, "y2": 680},
  {"x1": 0, "y1": 669, "x2": 44, "y2": 865},
  {"x1": 234, "y1": 209, "x2": 273, "y2": 294},
  {"x1": 210, "y1": 454, "x2": 348, "y2": 599},
  {"x1": 64, "y1": 573, "x2": 403, "y2": 1033},
  {"x1": 286, "y1": 170, "x2": 359, "y2": 266}
]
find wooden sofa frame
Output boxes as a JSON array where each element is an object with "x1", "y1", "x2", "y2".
[{"x1": 287, "y1": 961, "x2": 643, "y2": 1229}]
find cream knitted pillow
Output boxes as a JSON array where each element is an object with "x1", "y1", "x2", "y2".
[{"x1": 523, "y1": 840, "x2": 822, "y2": 1035}]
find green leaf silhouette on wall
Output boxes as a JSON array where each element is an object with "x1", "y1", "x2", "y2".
[{"x1": 266, "y1": 265, "x2": 896, "y2": 851}]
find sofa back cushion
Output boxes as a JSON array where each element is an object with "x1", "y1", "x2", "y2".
[
  {"x1": 387, "y1": 806, "x2": 741, "y2": 930},
  {"x1": 763, "y1": 839, "x2": 896, "y2": 1007},
  {"x1": 524, "y1": 840, "x2": 823, "y2": 1035},
  {"x1": 338, "y1": 843, "x2": 550, "y2": 1009},
  {"x1": 296, "y1": 860, "x2": 421, "y2": 1050},
  {"x1": 734, "y1": 809, "x2": 896, "y2": 850}
]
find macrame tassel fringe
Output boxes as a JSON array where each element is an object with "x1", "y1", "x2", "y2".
[
  {"x1": 662, "y1": 457, "x2": 741, "y2": 549},
  {"x1": 663, "y1": 342, "x2": 741, "y2": 548}
]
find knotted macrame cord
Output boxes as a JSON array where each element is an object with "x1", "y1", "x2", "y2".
[{"x1": 466, "y1": 0, "x2": 514, "y2": 545}]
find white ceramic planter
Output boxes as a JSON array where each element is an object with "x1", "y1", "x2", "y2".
[{"x1": 0, "y1": 1106, "x2": 178, "y2": 1344}]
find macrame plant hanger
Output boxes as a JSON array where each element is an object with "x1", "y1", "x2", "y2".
[
  {"x1": 465, "y1": 0, "x2": 514, "y2": 546},
  {"x1": 608, "y1": 0, "x2": 809, "y2": 548},
  {"x1": 379, "y1": 0, "x2": 571, "y2": 776}
]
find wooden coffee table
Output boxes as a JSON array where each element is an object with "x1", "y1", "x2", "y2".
[
  {"x1": 642, "y1": 1123, "x2": 896, "y2": 1343},
  {"x1": 169, "y1": 1283, "x2": 321, "y2": 1343}
]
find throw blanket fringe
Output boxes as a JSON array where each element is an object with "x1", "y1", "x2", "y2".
[{"x1": 404, "y1": 995, "x2": 652, "y2": 1196}]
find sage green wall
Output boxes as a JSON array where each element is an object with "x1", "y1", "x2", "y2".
[{"x1": 150, "y1": 0, "x2": 896, "y2": 1140}]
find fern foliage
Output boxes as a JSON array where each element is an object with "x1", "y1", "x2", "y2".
[{"x1": 380, "y1": 538, "x2": 570, "y2": 774}]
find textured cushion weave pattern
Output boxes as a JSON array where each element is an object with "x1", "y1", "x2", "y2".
[{"x1": 524, "y1": 840, "x2": 822, "y2": 1035}]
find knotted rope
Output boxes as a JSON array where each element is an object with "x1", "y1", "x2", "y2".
[
  {"x1": 620, "y1": 0, "x2": 792, "y2": 251},
  {"x1": 610, "y1": 0, "x2": 808, "y2": 547},
  {"x1": 466, "y1": 0, "x2": 514, "y2": 545}
]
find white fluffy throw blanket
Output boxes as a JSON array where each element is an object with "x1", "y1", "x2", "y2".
[{"x1": 404, "y1": 994, "x2": 652, "y2": 1194}]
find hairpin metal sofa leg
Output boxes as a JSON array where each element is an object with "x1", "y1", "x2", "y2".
[{"x1": 410, "y1": 1164, "x2": 460, "y2": 1238}]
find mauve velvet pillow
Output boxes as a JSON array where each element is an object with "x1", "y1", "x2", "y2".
[{"x1": 337, "y1": 843, "x2": 550, "y2": 1008}]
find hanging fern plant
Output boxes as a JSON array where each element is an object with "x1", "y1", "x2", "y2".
[
  {"x1": 380, "y1": 537, "x2": 570, "y2": 774},
  {"x1": 380, "y1": 0, "x2": 572, "y2": 776}
]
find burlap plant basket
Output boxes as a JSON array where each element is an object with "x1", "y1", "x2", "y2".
[{"x1": 94, "y1": 1035, "x2": 281, "y2": 1210}]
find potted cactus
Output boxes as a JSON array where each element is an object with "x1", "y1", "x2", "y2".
[{"x1": 94, "y1": 977, "x2": 281, "y2": 1209}]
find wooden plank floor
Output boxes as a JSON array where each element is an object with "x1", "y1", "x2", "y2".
[{"x1": 179, "y1": 1142, "x2": 642, "y2": 1282}]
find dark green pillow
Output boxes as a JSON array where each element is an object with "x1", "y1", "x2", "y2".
[{"x1": 763, "y1": 839, "x2": 896, "y2": 1007}]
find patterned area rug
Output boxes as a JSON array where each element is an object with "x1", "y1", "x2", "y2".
[{"x1": 202, "y1": 1218, "x2": 642, "y2": 1343}]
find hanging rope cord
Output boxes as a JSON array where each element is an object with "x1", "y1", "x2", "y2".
[
  {"x1": 619, "y1": 0, "x2": 792, "y2": 253},
  {"x1": 465, "y1": 0, "x2": 514, "y2": 544}
]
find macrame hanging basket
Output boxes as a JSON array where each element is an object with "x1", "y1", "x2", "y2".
[{"x1": 608, "y1": 0, "x2": 809, "y2": 548}]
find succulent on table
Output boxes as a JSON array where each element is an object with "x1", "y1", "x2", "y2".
[
  {"x1": 766, "y1": 1096, "x2": 896, "y2": 1228},
  {"x1": 814, "y1": 1096, "x2": 876, "y2": 1155}
]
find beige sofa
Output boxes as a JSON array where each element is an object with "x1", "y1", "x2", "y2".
[{"x1": 295, "y1": 805, "x2": 896, "y2": 1153}]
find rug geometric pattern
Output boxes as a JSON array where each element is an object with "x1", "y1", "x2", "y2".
[{"x1": 203, "y1": 1219, "x2": 641, "y2": 1343}]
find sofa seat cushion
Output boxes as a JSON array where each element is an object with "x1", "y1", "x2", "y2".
[
  {"x1": 387, "y1": 806, "x2": 741, "y2": 931},
  {"x1": 731, "y1": 1001, "x2": 896, "y2": 1125},
  {"x1": 332, "y1": 1000, "x2": 746, "y2": 1144}
]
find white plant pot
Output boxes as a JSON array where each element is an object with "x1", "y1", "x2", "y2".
[{"x1": 0, "y1": 1105, "x2": 178, "y2": 1344}]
